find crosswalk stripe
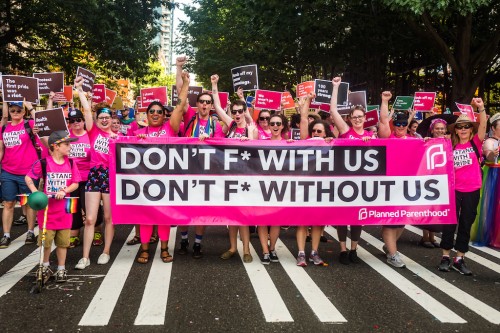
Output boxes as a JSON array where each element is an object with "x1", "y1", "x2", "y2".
[
  {"x1": 236, "y1": 237, "x2": 294, "y2": 322},
  {"x1": 358, "y1": 229, "x2": 500, "y2": 324},
  {"x1": 0, "y1": 227, "x2": 39, "y2": 264},
  {"x1": 324, "y1": 227, "x2": 466, "y2": 323},
  {"x1": 79, "y1": 229, "x2": 139, "y2": 326},
  {"x1": 274, "y1": 238, "x2": 347, "y2": 323},
  {"x1": 404, "y1": 226, "x2": 500, "y2": 274},
  {"x1": 134, "y1": 227, "x2": 177, "y2": 325}
]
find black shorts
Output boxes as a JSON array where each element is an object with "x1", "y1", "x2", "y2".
[{"x1": 85, "y1": 166, "x2": 109, "y2": 194}]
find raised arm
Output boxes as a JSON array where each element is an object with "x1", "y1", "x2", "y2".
[
  {"x1": 1, "y1": 100, "x2": 9, "y2": 127},
  {"x1": 170, "y1": 71, "x2": 190, "y2": 133},
  {"x1": 75, "y1": 77, "x2": 93, "y2": 131},
  {"x1": 329, "y1": 77, "x2": 349, "y2": 135},
  {"x1": 211, "y1": 74, "x2": 233, "y2": 126},
  {"x1": 378, "y1": 91, "x2": 392, "y2": 138},
  {"x1": 47, "y1": 91, "x2": 55, "y2": 110},
  {"x1": 175, "y1": 56, "x2": 189, "y2": 113},
  {"x1": 299, "y1": 93, "x2": 314, "y2": 140},
  {"x1": 472, "y1": 97, "x2": 487, "y2": 141}
]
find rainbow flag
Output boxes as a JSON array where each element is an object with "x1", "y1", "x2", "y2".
[
  {"x1": 65, "y1": 197, "x2": 78, "y2": 214},
  {"x1": 18, "y1": 194, "x2": 29, "y2": 206}
]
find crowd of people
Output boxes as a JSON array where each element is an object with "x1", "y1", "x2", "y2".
[{"x1": 0, "y1": 56, "x2": 498, "y2": 284}]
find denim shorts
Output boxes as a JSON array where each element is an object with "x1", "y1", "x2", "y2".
[{"x1": 0, "y1": 169, "x2": 39, "y2": 202}]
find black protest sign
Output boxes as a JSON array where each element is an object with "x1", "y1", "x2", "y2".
[
  {"x1": 75, "y1": 67, "x2": 96, "y2": 92},
  {"x1": 344, "y1": 91, "x2": 367, "y2": 115},
  {"x1": 313, "y1": 79, "x2": 349, "y2": 108},
  {"x1": 34, "y1": 108, "x2": 69, "y2": 137},
  {"x1": 171, "y1": 85, "x2": 203, "y2": 107},
  {"x1": 33, "y1": 72, "x2": 64, "y2": 95},
  {"x1": 1, "y1": 75, "x2": 40, "y2": 103},
  {"x1": 231, "y1": 65, "x2": 259, "y2": 91}
]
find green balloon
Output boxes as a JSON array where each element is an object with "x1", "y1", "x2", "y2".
[{"x1": 28, "y1": 192, "x2": 48, "y2": 211}]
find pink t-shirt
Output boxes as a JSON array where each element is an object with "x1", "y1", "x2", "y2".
[
  {"x1": 256, "y1": 126, "x2": 271, "y2": 140},
  {"x1": 182, "y1": 106, "x2": 224, "y2": 138},
  {"x1": 389, "y1": 132, "x2": 416, "y2": 139},
  {"x1": 28, "y1": 156, "x2": 81, "y2": 230},
  {"x1": 69, "y1": 130, "x2": 91, "y2": 179},
  {"x1": 134, "y1": 121, "x2": 177, "y2": 137},
  {"x1": 339, "y1": 128, "x2": 374, "y2": 140},
  {"x1": 226, "y1": 122, "x2": 247, "y2": 138},
  {"x1": 88, "y1": 126, "x2": 114, "y2": 168},
  {"x1": 0, "y1": 120, "x2": 40, "y2": 175},
  {"x1": 453, "y1": 134, "x2": 483, "y2": 192},
  {"x1": 126, "y1": 121, "x2": 139, "y2": 136}
]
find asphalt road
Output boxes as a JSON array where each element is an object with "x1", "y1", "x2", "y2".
[{"x1": 1, "y1": 219, "x2": 500, "y2": 333}]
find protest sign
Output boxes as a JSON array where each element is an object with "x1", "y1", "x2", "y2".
[
  {"x1": 290, "y1": 128, "x2": 301, "y2": 140},
  {"x1": 254, "y1": 90, "x2": 282, "y2": 110},
  {"x1": 393, "y1": 96, "x2": 414, "y2": 110},
  {"x1": 281, "y1": 91, "x2": 295, "y2": 109},
  {"x1": 53, "y1": 86, "x2": 73, "y2": 103},
  {"x1": 246, "y1": 96, "x2": 255, "y2": 108},
  {"x1": 140, "y1": 87, "x2": 168, "y2": 107},
  {"x1": 347, "y1": 91, "x2": 367, "y2": 113},
  {"x1": 296, "y1": 81, "x2": 314, "y2": 98},
  {"x1": 171, "y1": 85, "x2": 203, "y2": 107},
  {"x1": 367, "y1": 105, "x2": 379, "y2": 111},
  {"x1": 112, "y1": 95, "x2": 124, "y2": 110},
  {"x1": 1, "y1": 75, "x2": 40, "y2": 103},
  {"x1": 413, "y1": 92, "x2": 436, "y2": 111},
  {"x1": 92, "y1": 84, "x2": 106, "y2": 103},
  {"x1": 313, "y1": 79, "x2": 349, "y2": 109},
  {"x1": 283, "y1": 108, "x2": 297, "y2": 118},
  {"x1": 455, "y1": 103, "x2": 476, "y2": 121},
  {"x1": 33, "y1": 72, "x2": 64, "y2": 95},
  {"x1": 75, "y1": 67, "x2": 95, "y2": 93},
  {"x1": 231, "y1": 64, "x2": 258, "y2": 91},
  {"x1": 111, "y1": 137, "x2": 456, "y2": 226},
  {"x1": 364, "y1": 109, "x2": 379, "y2": 128},
  {"x1": 105, "y1": 88, "x2": 117, "y2": 105},
  {"x1": 309, "y1": 102, "x2": 330, "y2": 112},
  {"x1": 34, "y1": 108, "x2": 69, "y2": 137},
  {"x1": 217, "y1": 92, "x2": 229, "y2": 110}
]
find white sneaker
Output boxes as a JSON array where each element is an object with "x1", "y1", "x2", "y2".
[
  {"x1": 97, "y1": 253, "x2": 110, "y2": 265},
  {"x1": 75, "y1": 258, "x2": 90, "y2": 270},
  {"x1": 387, "y1": 252, "x2": 406, "y2": 268}
]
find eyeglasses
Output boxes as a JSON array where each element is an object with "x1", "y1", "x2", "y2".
[
  {"x1": 231, "y1": 109, "x2": 244, "y2": 115},
  {"x1": 69, "y1": 118, "x2": 83, "y2": 124},
  {"x1": 270, "y1": 122, "x2": 282, "y2": 127},
  {"x1": 9, "y1": 109, "x2": 22, "y2": 114},
  {"x1": 198, "y1": 100, "x2": 212, "y2": 105},
  {"x1": 97, "y1": 116, "x2": 111, "y2": 121},
  {"x1": 148, "y1": 109, "x2": 163, "y2": 115},
  {"x1": 312, "y1": 129, "x2": 324, "y2": 134},
  {"x1": 259, "y1": 117, "x2": 270, "y2": 121},
  {"x1": 456, "y1": 124, "x2": 472, "y2": 130},
  {"x1": 394, "y1": 122, "x2": 408, "y2": 127},
  {"x1": 350, "y1": 115, "x2": 364, "y2": 120}
]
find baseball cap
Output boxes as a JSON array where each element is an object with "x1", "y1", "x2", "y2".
[{"x1": 48, "y1": 130, "x2": 78, "y2": 146}]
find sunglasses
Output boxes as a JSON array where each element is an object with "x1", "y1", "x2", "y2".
[
  {"x1": 312, "y1": 129, "x2": 324, "y2": 134},
  {"x1": 270, "y1": 122, "x2": 282, "y2": 127},
  {"x1": 198, "y1": 100, "x2": 212, "y2": 105},
  {"x1": 9, "y1": 109, "x2": 23, "y2": 114},
  {"x1": 456, "y1": 124, "x2": 473, "y2": 130},
  {"x1": 231, "y1": 109, "x2": 245, "y2": 115},
  {"x1": 148, "y1": 109, "x2": 163, "y2": 115},
  {"x1": 69, "y1": 118, "x2": 83, "y2": 124},
  {"x1": 259, "y1": 117, "x2": 270, "y2": 121},
  {"x1": 394, "y1": 122, "x2": 408, "y2": 127}
]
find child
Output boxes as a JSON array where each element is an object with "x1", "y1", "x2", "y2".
[{"x1": 25, "y1": 131, "x2": 81, "y2": 283}]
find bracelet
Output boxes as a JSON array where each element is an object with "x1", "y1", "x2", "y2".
[
  {"x1": 479, "y1": 109, "x2": 485, "y2": 112},
  {"x1": 28, "y1": 108, "x2": 34, "y2": 112}
]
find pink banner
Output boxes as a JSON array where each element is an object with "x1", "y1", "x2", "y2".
[
  {"x1": 110, "y1": 137, "x2": 457, "y2": 226},
  {"x1": 141, "y1": 86, "x2": 168, "y2": 107},
  {"x1": 414, "y1": 92, "x2": 436, "y2": 111},
  {"x1": 254, "y1": 89, "x2": 282, "y2": 110},
  {"x1": 92, "y1": 84, "x2": 106, "y2": 103}
]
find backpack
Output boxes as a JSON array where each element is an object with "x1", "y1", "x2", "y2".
[
  {"x1": 2, "y1": 120, "x2": 41, "y2": 159},
  {"x1": 183, "y1": 115, "x2": 217, "y2": 138},
  {"x1": 225, "y1": 122, "x2": 248, "y2": 138}
]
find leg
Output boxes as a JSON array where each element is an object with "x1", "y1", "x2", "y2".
[
  {"x1": 258, "y1": 226, "x2": 270, "y2": 254},
  {"x1": 82, "y1": 192, "x2": 101, "y2": 259},
  {"x1": 101, "y1": 193, "x2": 114, "y2": 255},
  {"x1": 239, "y1": 226, "x2": 250, "y2": 255},
  {"x1": 228, "y1": 226, "x2": 238, "y2": 252},
  {"x1": 296, "y1": 226, "x2": 307, "y2": 252},
  {"x1": 337, "y1": 226, "x2": 348, "y2": 252},
  {"x1": 56, "y1": 247, "x2": 67, "y2": 267},
  {"x1": 1, "y1": 201, "x2": 15, "y2": 234},
  {"x1": 310, "y1": 226, "x2": 322, "y2": 252},
  {"x1": 137, "y1": 225, "x2": 152, "y2": 264},
  {"x1": 350, "y1": 226, "x2": 362, "y2": 250},
  {"x1": 454, "y1": 190, "x2": 480, "y2": 255},
  {"x1": 268, "y1": 226, "x2": 280, "y2": 251}
]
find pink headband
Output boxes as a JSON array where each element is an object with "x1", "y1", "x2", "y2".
[{"x1": 430, "y1": 118, "x2": 447, "y2": 131}]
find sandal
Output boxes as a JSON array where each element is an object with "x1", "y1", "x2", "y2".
[
  {"x1": 149, "y1": 235, "x2": 159, "y2": 244},
  {"x1": 137, "y1": 249, "x2": 149, "y2": 264},
  {"x1": 127, "y1": 235, "x2": 141, "y2": 246},
  {"x1": 161, "y1": 248, "x2": 173, "y2": 263}
]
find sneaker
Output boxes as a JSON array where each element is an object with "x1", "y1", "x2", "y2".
[
  {"x1": 54, "y1": 269, "x2": 67, "y2": 283},
  {"x1": 387, "y1": 252, "x2": 406, "y2": 268},
  {"x1": 42, "y1": 266, "x2": 53, "y2": 284},
  {"x1": 75, "y1": 258, "x2": 90, "y2": 270},
  {"x1": 260, "y1": 253, "x2": 271, "y2": 265},
  {"x1": 452, "y1": 258, "x2": 472, "y2": 276},
  {"x1": 13, "y1": 215, "x2": 27, "y2": 226},
  {"x1": 0, "y1": 236, "x2": 11, "y2": 249},
  {"x1": 97, "y1": 253, "x2": 110, "y2": 265},
  {"x1": 269, "y1": 250, "x2": 279, "y2": 263},
  {"x1": 177, "y1": 239, "x2": 189, "y2": 255},
  {"x1": 25, "y1": 232, "x2": 37, "y2": 244},
  {"x1": 339, "y1": 251, "x2": 350, "y2": 265},
  {"x1": 69, "y1": 236, "x2": 80, "y2": 248},
  {"x1": 309, "y1": 253, "x2": 325, "y2": 266},
  {"x1": 192, "y1": 243, "x2": 203, "y2": 259},
  {"x1": 296, "y1": 254, "x2": 307, "y2": 267},
  {"x1": 349, "y1": 249, "x2": 360, "y2": 263},
  {"x1": 438, "y1": 256, "x2": 451, "y2": 272},
  {"x1": 92, "y1": 232, "x2": 103, "y2": 246}
]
